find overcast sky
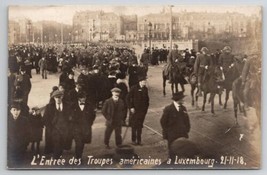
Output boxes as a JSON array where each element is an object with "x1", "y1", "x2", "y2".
[{"x1": 9, "y1": 5, "x2": 262, "y2": 25}]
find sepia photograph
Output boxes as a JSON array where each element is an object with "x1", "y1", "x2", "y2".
[{"x1": 7, "y1": 5, "x2": 262, "y2": 169}]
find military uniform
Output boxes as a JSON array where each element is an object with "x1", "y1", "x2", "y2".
[
  {"x1": 167, "y1": 48, "x2": 182, "y2": 82},
  {"x1": 194, "y1": 53, "x2": 211, "y2": 88},
  {"x1": 219, "y1": 52, "x2": 234, "y2": 71}
]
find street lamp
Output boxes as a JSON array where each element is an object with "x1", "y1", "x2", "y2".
[
  {"x1": 75, "y1": 30, "x2": 78, "y2": 43},
  {"x1": 55, "y1": 34, "x2": 58, "y2": 44},
  {"x1": 26, "y1": 21, "x2": 32, "y2": 43},
  {"x1": 13, "y1": 30, "x2": 16, "y2": 44},
  {"x1": 69, "y1": 32, "x2": 71, "y2": 43},
  {"x1": 148, "y1": 22, "x2": 152, "y2": 54},
  {"x1": 169, "y1": 5, "x2": 174, "y2": 52}
]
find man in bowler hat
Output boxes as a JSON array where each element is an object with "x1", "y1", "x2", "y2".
[
  {"x1": 128, "y1": 76, "x2": 149, "y2": 145},
  {"x1": 71, "y1": 91, "x2": 96, "y2": 158},
  {"x1": 160, "y1": 91, "x2": 191, "y2": 159}
]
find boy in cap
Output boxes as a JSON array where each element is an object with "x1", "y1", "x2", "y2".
[
  {"x1": 160, "y1": 91, "x2": 191, "y2": 160},
  {"x1": 128, "y1": 76, "x2": 149, "y2": 145},
  {"x1": 8, "y1": 103, "x2": 31, "y2": 167},
  {"x1": 102, "y1": 87, "x2": 125, "y2": 149},
  {"x1": 29, "y1": 106, "x2": 43, "y2": 154}
]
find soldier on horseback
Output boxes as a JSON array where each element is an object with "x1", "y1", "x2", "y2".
[
  {"x1": 193, "y1": 47, "x2": 211, "y2": 97},
  {"x1": 241, "y1": 54, "x2": 261, "y2": 109},
  {"x1": 219, "y1": 46, "x2": 235, "y2": 72},
  {"x1": 166, "y1": 44, "x2": 182, "y2": 83}
]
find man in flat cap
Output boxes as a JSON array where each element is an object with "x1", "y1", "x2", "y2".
[
  {"x1": 160, "y1": 91, "x2": 191, "y2": 160},
  {"x1": 43, "y1": 90, "x2": 71, "y2": 158},
  {"x1": 102, "y1": 87, "x2": 125, "y2": 149},
  {"x1": 128, "y1": 76, "x2": 149, "y2": 145}
]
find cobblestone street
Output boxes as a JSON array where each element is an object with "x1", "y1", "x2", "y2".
[{"x1": 25, "y1": 64, "x2": 261, "y2": 169}]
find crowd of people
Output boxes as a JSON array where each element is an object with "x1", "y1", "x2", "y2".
[
  {"x1": 8, "y1": 43, "x2": 151, "y2": 166},
  {"x1": 7, "y1": 42, "x2": 261, "y2": 167}
]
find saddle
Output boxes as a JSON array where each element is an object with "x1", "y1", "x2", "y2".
[{"x1": 163, "y1": 64, "x2": 171, "y2": 77}]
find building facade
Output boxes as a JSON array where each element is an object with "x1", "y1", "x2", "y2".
[
  {"x1": 9, "y1": 9, "x2": 261, "y2": 44},
  {"x1": 72, "y1": 11, "x2": 123, "y2": 42}
]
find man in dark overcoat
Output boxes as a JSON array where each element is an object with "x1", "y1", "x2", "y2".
[
  {"x1": 77, "y1": 67, "x2": 89, "y2": 93},
  {"x1": 14, "y1": 67, "x2": 32, "y2": 105},
  {"x1": 102, "y1": 88, "x2": 125, "y2": 148},
  {"x1": 43, "y1": 90, "x2": 70, "y2": 158},
  {"x1": 140, "y1": 49, "x2": 150, "y2": 74},
  {"x1": 8, "y1": 103, "x2": 31, "y2": 167},
  {"x1": 67, "y1": 81, "x2": 82, "y2": 103},
  {"x1": 128, "y1": 77, "x2": 149, "y2": 145},
  {"x1": 71, "y1": 91, "x2": 96, "y2": 158},
  {"x1": 160, "y1": 92, "x2": 190, "y2": 159}
]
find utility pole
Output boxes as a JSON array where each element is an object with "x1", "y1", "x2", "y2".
[
  {"x1": 61, "y1": 22, "x2": 63, "y2": 44},
  {"x1": 32, "y1": 26, "x2": 35, "y2": 43},
  {"x1": 100, "y1": 11, "x2": 103, "y2": 41},
  {"x1": 169, "y1": 5, "x2": 174, "y2": 52},
  {"x1": 41, "y1": 24, "x2": 43, "y2": 45}
]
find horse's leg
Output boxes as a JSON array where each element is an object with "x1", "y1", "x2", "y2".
[
  {"x1": 175, "y1": 83, "x2": 178, "y2": 93},
  {"x1": 224, "y1": 89, "x2": 230, "y2": 109},
  {"x1": 196, "y1": 88, "x2": 200, "y2": 109},
  {"x1": 181, "y1": 83, "x2": 185, "y2": 92},
  {"x1": 171, "y1": 83, "x2": 174, "y2": 95},
  {"x1": 202, "y1": 92, "x2": 207, "y2": 112},
  {"x1": 208, "y1": 94, "x2": 211, "y2": 104},
  {"x1": 238, "y1": 102, "x2": 243, "y2": 113},
  {"x1": 219, "y1": 93, "x2": 223, "y2": 106},
  {"x1": 191, "y1": 84, "x2": 195, "y2": 106},
  {"x1": 163, "y1": 75, "x2": 166, "y2": 96},
  {"x1": 234, "y1": 100, "x2": 239, "y2": 125},
  {"x1": 210, "y1": 93, "x2": 215, "y2": 114}
]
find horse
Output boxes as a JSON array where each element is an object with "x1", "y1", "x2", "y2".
[
  {"x1": 162, "y1": 62, "x2": 187, "y2": 96},
  {"x1": 200, "y1": 65, "x2": 225, "y2": 114},
  {"x1": 232, "y1": 70, "x2": 261, "y2": 126},
  {"x1": 184, "y1": 66, "x2": 199, "y2": 107},
  {"x1": 219, "y1": 58, "x2": 246, "y2": 109}
]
